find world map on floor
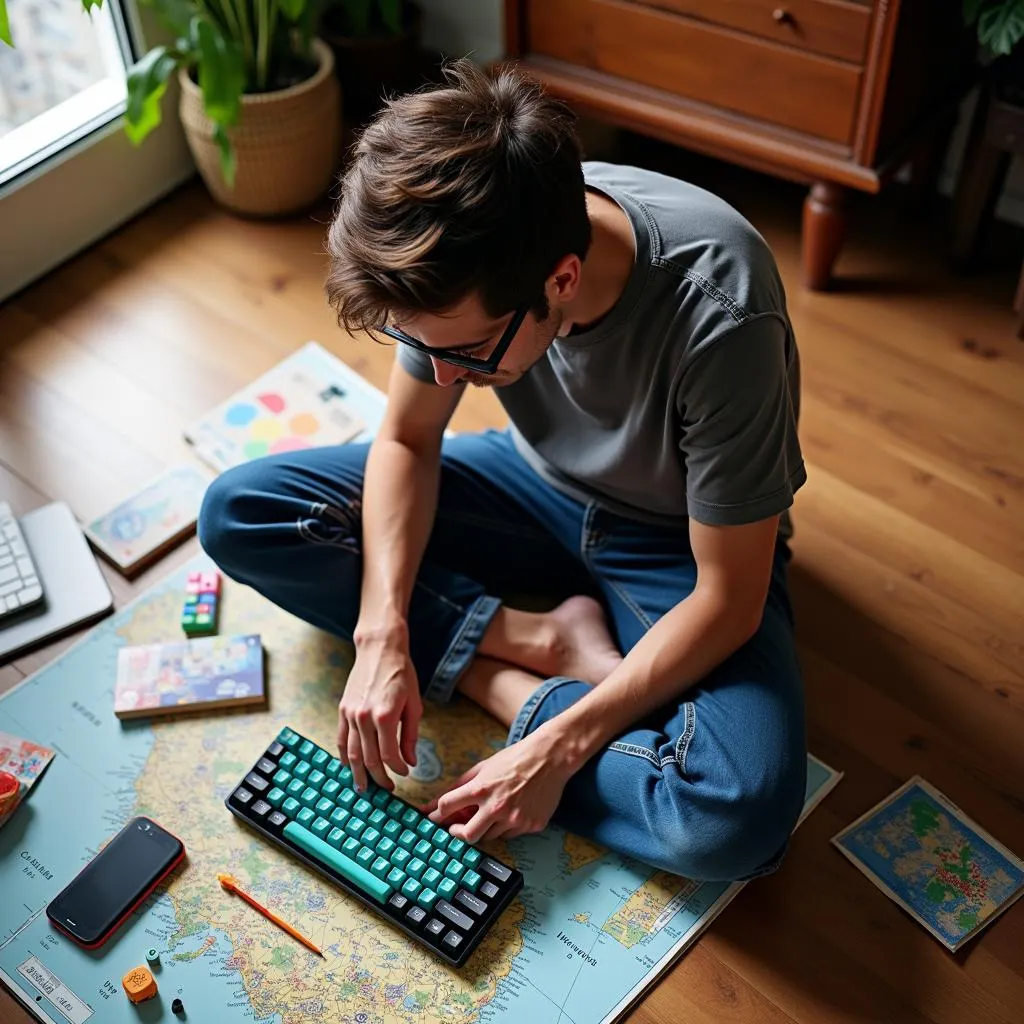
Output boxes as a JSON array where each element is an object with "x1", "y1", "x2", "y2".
[{"x1": 0, "y1": 560, "x2": 839, "y2": 1024}]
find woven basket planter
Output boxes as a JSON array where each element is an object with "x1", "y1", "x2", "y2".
[{"x1": 178, "y1": 39, "x2": 341, "y2": 217}]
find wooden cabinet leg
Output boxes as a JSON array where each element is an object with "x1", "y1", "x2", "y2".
[{"x1": 802, "y1": 182, "x2": 848, "y2": 291}]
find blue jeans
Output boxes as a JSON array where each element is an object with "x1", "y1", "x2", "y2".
[{"x1": 198, "y1": 429, "x2": 807, "y2": 882}]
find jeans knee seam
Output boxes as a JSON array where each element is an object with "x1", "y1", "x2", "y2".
[
  {"x1": 606, "y1": 579, "x2": 654, "y2": 630},
  {"x1": 608, "y1": 741, "x2": 661, "y2": 769},
  {"x1": 674, "y1": 702, "x2": 696, "y2": 775}
]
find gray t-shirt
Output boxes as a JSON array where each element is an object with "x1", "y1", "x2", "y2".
[{"x1": 398, "y1": 161, "x2": 806, "y2": 532}]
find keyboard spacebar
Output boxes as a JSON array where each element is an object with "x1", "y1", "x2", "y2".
[{"x1": 283, "y1": 821, "x2": 392, "y2": 903}]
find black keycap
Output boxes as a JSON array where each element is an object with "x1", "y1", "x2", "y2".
[
  {"x1": 480, "y1": 881, "x2": 499, "y2": 900},
  {"x1": 245, "y1": 772, "x2": 270, "y2": 793},
  {"x1": 268, "y1": 811, "x2": 287, "y2": 828},
  {"x1": 266, "y1": 742, "x2": 284, "y2": 757},
  {"x1": 406, "y1": 905, "x2": 426, "y2": 926},
  {"x1": 425, "y1": 918, "x2": 445, "y2": 938},
  {"x1": 454, "y1": 890, "x2": 487, "y2": 917},
  {"x1": 436, "y1": 900, "x2": 474, "y2": 931},
  {"x1": 234, "y1": 787, "x2": 253, "y2": 805},
  {"x1": 442, "y1": 931, "x2": 463, "y2": 951},
  {"x1": 480, "y1": 857, "x2": 511, "y2": 882},
  {"x1": 257, "y1": 758, "x2": 277, "y2": 775},
  {"x1": 388, "y1": 893, "x2": 408, "y2": 912},
  {"x1": 251, "y1": 800, "x2": 272, "y2": 818}
]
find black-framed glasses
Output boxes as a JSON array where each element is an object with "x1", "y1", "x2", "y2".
[{"x1": 379, "y1": 305, "x2": 529, "y2": 375}]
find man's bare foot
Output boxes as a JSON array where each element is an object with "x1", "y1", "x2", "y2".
[{"x1": 545, "y1": 595, "x2": 624, "y2": 684}]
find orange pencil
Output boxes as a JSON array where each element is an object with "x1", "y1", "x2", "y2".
[{"x1": 217, "y1": 873, "x2": 324, "y2": 957}]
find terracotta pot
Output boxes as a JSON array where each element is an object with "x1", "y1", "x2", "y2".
[
  {"x1": 178, "y1": 39, "x2": 341, "y2": 217},
  {"x1": 321, "y1": 1, "x2": 423, "y2": 121}
]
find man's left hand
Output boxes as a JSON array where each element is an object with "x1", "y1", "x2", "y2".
[{"x1": 424, "y1": 730, "x2": 575, "y2": 843}]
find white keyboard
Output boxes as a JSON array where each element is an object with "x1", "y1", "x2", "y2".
[{"x1": 0, "y1": 502, "x2": 44, "y2": 618}]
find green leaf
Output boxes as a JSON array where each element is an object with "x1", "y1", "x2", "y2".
[
  {"x1": 278, "y1": 0, "x2": 306, "y2": 21},
  {"x1": 978, "y1": 0, "x2": 1024, "y2": 55},
  {"x1": 146, "y1": 0, "x2": 194, "y2": 39},
  {"x1": 81, "y1": 0, "x2": 104, "y2": 11},
  {"x1": 378, "y1": 0, "x2": 402, "y2": 35},
  {"x1": 1, "y1": 0, "x2": 12, "y2": 48},
  {"x1": 124, "y1": 46, "x2": 180, "y2": 145},
  {"x1": 213, "y1": 122, "x2": 237, "y2": 187},
  {"x1": 194, "y1": 15, "x2": 245, "y2": 125}
]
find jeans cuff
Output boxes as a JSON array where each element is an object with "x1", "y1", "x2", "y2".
[
  {"x1": 423, "y1": 594, "x2": 502, "y2": 704},
  {"x1": 506, "y1": 676, "x2": 581, "y2": 746}
]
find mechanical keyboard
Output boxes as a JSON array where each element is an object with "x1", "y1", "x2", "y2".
[
  {"x1": 227, "y1": 726, "x2": 524, "y2": 966},
  {"x1": 0, "y1": 501, "x2": 44, "y2": 620}
]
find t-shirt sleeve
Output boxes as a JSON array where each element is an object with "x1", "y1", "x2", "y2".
[
  {"x1": 396, "y1": 343, "x2": 437, "y2": 384},
  {"x1": 676, "y1": 314, "x2": 805, "y2": 527}
]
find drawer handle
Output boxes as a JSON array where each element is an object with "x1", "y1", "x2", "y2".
[{"x1": 772, "y1": 7, "x2": 793, "y2": 24}]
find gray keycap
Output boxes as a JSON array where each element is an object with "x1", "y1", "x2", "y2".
[
  {"x1": 454, "y1": 890, "x2": 487, "y2": 916},
  {"x1": 234, "y1": 787, "x2": 253, "y2": 805},
  {"x1": 480, "y1": 857, "x2": 511, "y2": 882},
  {"x1": 480, "y1": 881, "x2": 499, "y2": 899},
  {"x1": 251, "y1": 800, "x2": 272, "y2": 818},
  {"x1": 18, "y1": 585, "x2": 42, "y2": 605},
  {"x1": 436, "y1": 900, "x2": 473, "y2": 931},
  {"x1": 406, "y1": 905, "x2": 426, "y2": 926},
  {"x1": 442, "y1": 931, "x2": 463, "y2": 951},
  {"x1": 268, "y1": 811, "x2": 288, "y2": 827},
  {"x1": 425, "y1": 918, "x2": 445, "y2": 937},
  {"x1": 245, "y1": 772, "x2": 270, "y2": 793}
]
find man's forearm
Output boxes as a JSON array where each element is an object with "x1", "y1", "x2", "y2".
[
  {"x1": 538, "y1": 588, "x2": 762, "y2": 770},
  {"x1": 355, "y1": 436, "x2": 440, "y2": 638}
]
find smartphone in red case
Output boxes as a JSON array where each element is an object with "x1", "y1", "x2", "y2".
[{"x1": 46, "y1": 816, "x2": 185, "y2": 949}]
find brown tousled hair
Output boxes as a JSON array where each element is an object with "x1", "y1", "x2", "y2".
[{"x1": 325, "y1": 59, "x2": 591, "y2": 335}]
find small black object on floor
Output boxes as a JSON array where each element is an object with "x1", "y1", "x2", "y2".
[{"x1": 171, "y1": 997, "x2": 184, "y2": 1015}]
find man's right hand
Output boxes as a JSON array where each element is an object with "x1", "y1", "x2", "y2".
[{"x1": 337, "y1": 625, "x2": 422, "y2": 793}]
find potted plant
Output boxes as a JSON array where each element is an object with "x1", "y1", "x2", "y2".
[
  {"x1": 0, "y1": 0, "x2": 342, "y2": 217},
  {"x1": 964, "y1": 1, "x2": 1024, "y2": 101},
  {"x1": 320, "y1": 0, "x2": 423, "y2": 122}
]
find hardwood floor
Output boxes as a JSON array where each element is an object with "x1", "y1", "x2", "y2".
[{"x1": 1, "y1": 140, "x2": 1022, "y2": 1023}]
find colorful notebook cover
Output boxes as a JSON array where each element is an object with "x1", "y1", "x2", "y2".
[
  {"x1": 114, "y1": 634, "x2": 266, "y2": 720},
  {"x1": 85, "y1": 464, "x2": 211, "y2": 575},
  {"x1": 832, "y1": 776, "x2": 1024, "y2": 952},
  {"x1": 0, "y1": 731, "x2": 55, "y2": 827}
]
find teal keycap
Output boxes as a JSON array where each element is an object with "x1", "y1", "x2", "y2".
[
  {"x1": 422, "y1": 867, "x2": 442, "y2": 889},
  {"x1": 386, "y1": 867, "x2": 406, "y2": 888},
  {"x1": 266, "y1": 787, "x2": 286, "y2": 808},
  {"x1": 462, "y1": 869, "x2": 482, "y2": 892},
  {"x1": 342, "y1": 837, "x2": 361, "y2": 857},
  {"x1": 283, "y1": 821, "x2": 392, "y2": 903},
  {"x1": 414, "y1": 840, "x2": 433, "y2": 860},
  {"x1": 368, "y1": 809, "x2": 387, "y2": 828},
  {"x1": 278, "y1": 751, "x2": 298, "y2": 770},
  {"x1": 386, "y1": 798, "x2": 405, "y2": 819},
  {"x1": 371, "y1": 789, "x2": 391, "y2": 809},
  {"x1": 376, "y1": 836, "x2": 396, "y2": 858},
  {"x1": 417, "y1": 888, "x2": 438, "y2": 911},
  {"x1": 311, "y1": 749, "x2": 329, "y2": 769},
  {"x1": 338, "y1": 765, "x2": 354, "y2": 785},
  {"x1": 428, "y1": 850, "x2": 448, "y2": 870},
  {"x1": 447, "y1": 838, "x2": 466, "y2": 859},
  {"x1": 406, "y1": 857, "x2": 426, "y2": 878},
  {"x1": 322, "y1": 780, "x2": 341, "y2": 801},
  {"x1": 315, "y1": 797, "x2": 334, "y2": 817},
  {"x1": 307, "y1": 770, "x2": 326, "y2": 790},
  {"x1": 353, "y1": 798, "x2": 373, "y2": 818},
  {"x1": 311, "y1": 816, "x2": 331, "y2": 838},
  {"x1": 371, "y1": 856, "x2": 391, "y2": 878},
  {"x1": 416, "y1": 819, "x2": 435, "y2": 841},
  {"x1": 272, "y1": 769, "x2": 290, "y2": 788},
  {"x1": 402, "y1": 877, "x2": 422, "y2": 899},
  {"x1": 338, "y1": 789, "x2": 357, "y2": 809},
  {"x1": 282, "y1": 797, "x2": 301, "y2": 818},
  {"x1": 437, "y1": 877, "x2": 457, "y2": 899},
  {"x1": 401, "y1": 808, "x2": 420, "y2": 828},
  {"x1": 356, "y1": 846, "x2": 375, "y2": 867},
  {"x1": 361, "y1": 828, "x2": 380, "y2": 848},
  {"x1": 391, "y1": 848, "x2": 411, "y2": 869},
  {"x1": 330, "y1": 807, "x2": 349, "y2": 828},
  {"x1": 286, "y1": 779, "x2": 305, "y2": 798},
  {"x1": 345, "y1": 818, "x2": 366, "y2": 838},
  {"x1": 297, "y1": 807, "x2": 315, "y2": 827},
  {"x1": 382, "y1": 820, "x2": 401, "y2": 839},
  {"x1": 462, "y1": 848, "x2": 482, "y2": 868},
  {"x1": 298, "y1": 740, "x2": 315, "y2": 758},
  {"x1": 325, "y1": 758, "x2": 342, "y2": 779},
  {"x1": 300, "y1": 787, "x2": 319, "y2": 809},
  {"x1": 431, "y1": 828, "x2": 450, "y2": 850},
  {"x1": 293, "y1": 761, "x2": 311, "y2": 780},
  {"x1": 327, "y1": 827, "x2": 345, "y2": 848},
  {"x1": 444, "y1": 860, "x2": 465, "y2": 881},
  {"x1": 278, "y1": 728, "x2": 300, "y2": 749},
  {"x1": 398, "y1": 829, "x2": 417, "y2": 850}
]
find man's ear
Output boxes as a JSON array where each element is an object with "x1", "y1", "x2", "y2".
[{"x1": 547, "y1": 254, "x2": 582, "y2": 305}]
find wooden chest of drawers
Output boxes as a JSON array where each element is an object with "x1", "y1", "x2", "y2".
[{"x1": 504, "y1": 0, "x2": 974, "y2": 289}]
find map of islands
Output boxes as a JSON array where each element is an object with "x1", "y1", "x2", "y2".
[{"x1": 0, "y1": 560, "x2": 840, "y2": 1024}]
